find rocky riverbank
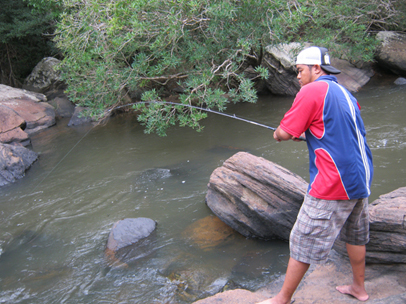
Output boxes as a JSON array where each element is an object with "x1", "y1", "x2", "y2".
[
  {"x1": 194, "y1": 251, "x2": 406, "y2": 303},
  {"x1": 194, "y1": 153, "x2": 406, "y2": 303}
]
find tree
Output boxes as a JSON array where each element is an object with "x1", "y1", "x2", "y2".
[
  {"x1": 54, "y1": 0, "x2": 271, "y2": 135},
  {"x1": 267, "y1": 0, "x2": 404, "y2": 63},
  {"x1": 0, "y1": 0, "x2": 61, "y2": 87},
  {"x1": 54, "y1": 0, "x2": 405, "y2": 136}
]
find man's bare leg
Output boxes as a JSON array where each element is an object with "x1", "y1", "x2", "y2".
[
  {"x1": 336, "y1": 244, "x2": 369, "y2": 301},
  {"x1": 257, "y1": 257, "x2": 309, "y2": 304}
]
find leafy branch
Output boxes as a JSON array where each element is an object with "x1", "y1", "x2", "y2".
[{"x1": 53, "y1": 0, "x2": 406, "y2": 136}]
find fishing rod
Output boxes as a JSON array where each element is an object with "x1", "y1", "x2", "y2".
[
  {"x1": 111, "y1": 101, "x2": 276, "y2": 130},
  {"x1": 111, "y1": 101, "x2": 306, "y2": 141}
]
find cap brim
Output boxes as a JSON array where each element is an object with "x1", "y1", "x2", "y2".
[{"x1": 321, "y1": 65, "x2": 341, "y2": 74}]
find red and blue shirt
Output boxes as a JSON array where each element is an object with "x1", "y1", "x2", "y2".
[{"x1": 280, "y1": 75, "x2": 373, "y2": 200}]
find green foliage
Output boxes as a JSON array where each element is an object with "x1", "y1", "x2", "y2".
[
  {"x1": 55, "y1": 0, "x2": 270, "y2": 135},
  {"x1": 267, "y1": 0, "x2": 404, "y2": 62},
  {"x1": 54, "y1": 0, "x2": 406, "y2": 136},
  {"x1": 0, "y1": 0, "x2": 61, "y2": 86}
]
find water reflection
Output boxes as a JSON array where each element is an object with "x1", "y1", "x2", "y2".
[{"x1": 0, "y1": 78, "x2": 405, "y2": 303}]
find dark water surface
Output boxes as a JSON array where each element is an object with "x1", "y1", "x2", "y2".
[{"x1": 1, "y1": 78, "x2": 405, "y2": 303}]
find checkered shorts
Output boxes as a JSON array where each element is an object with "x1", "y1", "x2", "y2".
[{"x1": 290, "y1": 194, "x2": 369, "y2": 264}]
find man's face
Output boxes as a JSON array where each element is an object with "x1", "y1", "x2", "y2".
[{"x1": 296, "y1": 64, "x2": 314, "y2": 87}]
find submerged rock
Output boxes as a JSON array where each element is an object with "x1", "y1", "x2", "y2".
[
  {"x1": 182, "y1": 215, "x2": 240, "y2": 251},
  {"x1": 162, "y1": 251, "x2": 234, "y2": 303}
]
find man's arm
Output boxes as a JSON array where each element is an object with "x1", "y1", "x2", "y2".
[
  {"x1": 274, "y1": 126, "x2": 306, "y2": 142},
  {"x1": 273, "y1": 126, "x2": 293, "y2": 142}
]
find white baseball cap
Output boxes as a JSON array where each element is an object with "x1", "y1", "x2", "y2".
[{"x1": 296, "y1": 46, "x2": 341, "y2": 74}]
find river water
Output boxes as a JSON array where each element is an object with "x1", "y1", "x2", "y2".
[{"x1": 1, "y1": 76, "x2": 405, "y2": 303}]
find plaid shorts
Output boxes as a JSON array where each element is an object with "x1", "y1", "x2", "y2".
[{"x1": 290, "y1": 194, "x2": 369, "y2": 264}]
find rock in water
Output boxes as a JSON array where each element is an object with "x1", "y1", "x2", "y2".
[
  {"x1": 105, "y1": 217, "x2": 157, "y2": 267},
  {"x1": 106, "y1": 217, "x2": 157, "y2": 252},
  {"x1": 181, "y1": 215, "x2": 240, "y2": 251},
  {"x1": 0, "y1": 143, "x2": 38, "y2": 186},
  {"x1": 206, "y1": 152, "x2": 308, "y2": 240}
]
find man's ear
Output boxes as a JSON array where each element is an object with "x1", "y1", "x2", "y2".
[
  {"x1": 313, "y1": 64, "x2": 322, "y2": 73},
  {"x1": 313, "y1": 64, "x2": 327, "y2": 76}
]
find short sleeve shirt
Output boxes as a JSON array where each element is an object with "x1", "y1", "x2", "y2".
[{"x1": 280, "y1": 75, "x2": 373, "y2": 200}]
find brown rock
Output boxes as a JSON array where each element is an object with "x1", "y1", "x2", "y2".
[
  {"x1": 0, "y1": 85, "x2": 56, "y2": 144},
  {"x1": 182, "y1": 215, "x2": 241, "y2": 251},
  {"x1": 0, "y1": 105, "x2": 29, "y2": 145},
  {"x1": 1, "y1": 99, "x2": 55, "y2": 134},
  {"x1": 193, "y1": 288, "x2": 267, "y2": 304},
  {"x1": 0, "y1": 84, "x2": 47, "y2": 102},
  {"x1": 206, "y1": 152, "x2": 307, "y2": 240},
  {"x1": 333, "y1": 58, "x2": 374, "y2": 92},
  {"x1": 376, "y1": 31, "x2": 406, "y2": 76},
  {"x1": 334, "y1": 187, "x2": 406, "y2": 264}
]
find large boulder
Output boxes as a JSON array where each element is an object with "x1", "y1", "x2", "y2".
[
  {"x1": 22, "y1": 57, "x2": 65, "y2": 94},
  {"x1": 262, "y1": 43, "x2": 302, "y2": 96},
  {"x1": 23, "y1": 57, "x2": 76, "y2": 118},
  {"x1": 1, "y1": 98, "x2": 55, "y2": 135},
  {"x1": 334, "y1": 187, "x2": 406, "y2": 264},
  {"x1": 262, "y1": 42, "x2": 374, "y2": 95},
  {"x1": 207, "y1": 152, "x2": 406, "y2": 264},
  {"x1": 0, "y1": 85, "x2": 56, "y2": 145},
  {"x1": 0, "y1": 143, "x2": 38, "y2": 186},
  {"x1": 205, "y1": 152, "x2": 307, "y2": 240},
  {"x1": 376, "y1": 31, "x2": 406, "y2": 76},
  {"x1": 332, "y1": 58, "x2": 374, "y2": 92}
]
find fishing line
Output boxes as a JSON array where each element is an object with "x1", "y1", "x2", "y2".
[
  {"x1": 32, "y1": 125, "x2": 95, "y2": 192},
  {"x1": 32, "y1": 100, "x2": 301, "y2": 191}
]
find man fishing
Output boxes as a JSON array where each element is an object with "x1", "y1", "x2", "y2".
[{"x1": 258, "y1": 46, "x2": 373, "y2": 304}]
